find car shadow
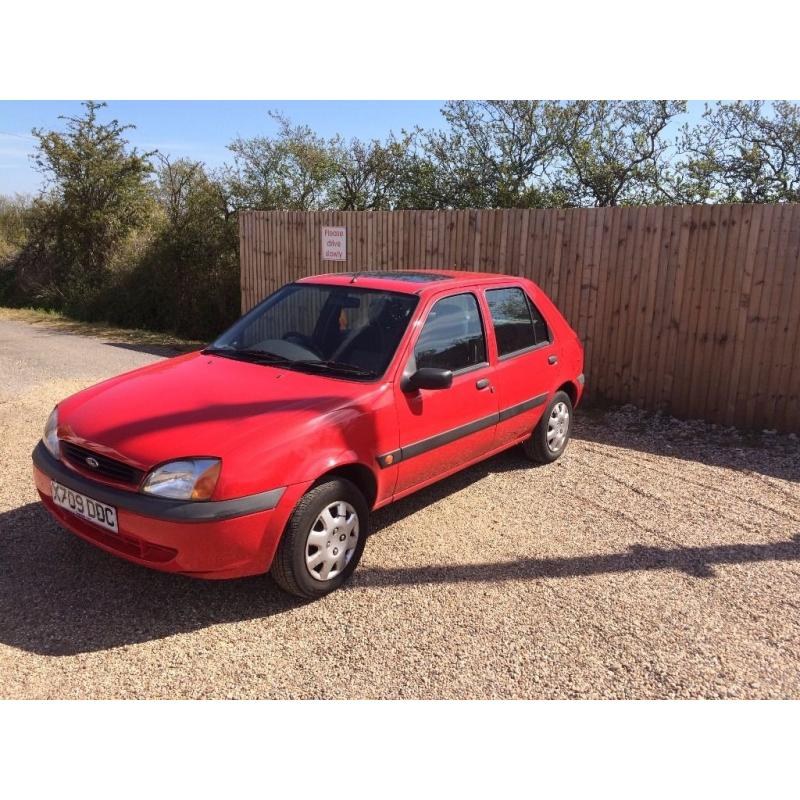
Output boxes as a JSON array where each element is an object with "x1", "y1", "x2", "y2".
[
  {"x1": 370, "y1": 446, "x2": 535, "y2": 533},
  {"x1": 0, "y1": 501, "x2": 308, "y2": 657},
  {"x1": 2, "y1": 486, "x2": 799, "y2": 656}
]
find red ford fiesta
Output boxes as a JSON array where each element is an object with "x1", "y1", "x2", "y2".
[{"x1": 33, "y1": 270, "x2": 584, "y2": 598}]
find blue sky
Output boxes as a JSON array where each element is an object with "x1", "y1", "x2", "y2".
[{"x1": 0, "y1": 100, "x2": 707, "y2": 196}]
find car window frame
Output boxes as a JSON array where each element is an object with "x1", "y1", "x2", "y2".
[
  {"x1": 483, "y1": 284, "x2": 554, "y2": 362},
  {"x1": 407, "y1": 290, "x2": 490, "y2": 378}
]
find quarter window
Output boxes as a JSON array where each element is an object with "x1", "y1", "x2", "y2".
[
  {"x1": 414, "y1": 293, "x2": 486, "y2": 372},
  {"x1": 486, "y1": 287, "x2": 550, "y2": 357}
]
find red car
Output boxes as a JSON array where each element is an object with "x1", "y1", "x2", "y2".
[{"x1": 33, "y1": 270, "x2": 584, "y2": 598}]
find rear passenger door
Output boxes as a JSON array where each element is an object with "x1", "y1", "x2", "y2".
[
  {"x1": 392, "y1": 291, "x2": 498, "y2": 495},
  {"x1": 484, "y1": 285, "x2": 557, "y2": 448}
]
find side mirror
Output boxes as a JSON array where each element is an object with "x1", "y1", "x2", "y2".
[{"x1": 402, "y1": 367, "x2": 453, "y2": 392}]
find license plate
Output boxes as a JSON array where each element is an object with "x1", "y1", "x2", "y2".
[{"x1": 51, "y1": 481, "x2": 119, "y2": 533}]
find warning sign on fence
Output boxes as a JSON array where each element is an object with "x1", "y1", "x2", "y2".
[{"x1": 321, "y1": 226, "x2": 347, "y2": 261}]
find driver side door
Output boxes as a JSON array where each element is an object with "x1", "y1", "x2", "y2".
[{"x1": 391, "y1": 291, "x2": 498, "y2": 497}]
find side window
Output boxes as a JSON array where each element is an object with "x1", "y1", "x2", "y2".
[
  {"x1": 528, "y1": 298, "x2": 551, "y2": 346},
  {"x1": 486, "y1": 287, "x2": 550, "y2": 357},
  {"x1": 414, "y1": 293, "x2": 487, "y2": 372}
]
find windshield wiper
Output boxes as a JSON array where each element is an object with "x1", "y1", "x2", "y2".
[
  {"x1": 295, "y1": 359, "x2": 378, "y2": 378},
  {"x1": 204, "y1": 349, "x2": 377, "y2": 378},
  {"x1": 203, "y1": 348, "x2": 292, "y2": 365}
]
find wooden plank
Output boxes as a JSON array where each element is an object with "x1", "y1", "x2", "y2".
[
  {"x1": 470, "y1": 210, "x2": 481, "y2": 271},
  {"x1": 746, "y1": 203, "x2": 792, "y2": 429},
  {"x1": 585, "y1": 207, "x2": 612, "y2": 397},
  {"x1": 578, "y1": 207, "x2": 598, "y2": 394},
  {"x1": 592, "y1": 206, "x2": 622, "y2": 399},
  {"x1": 497, "y1": 209, "x2": 510, "y2": 272},
  {"x1": 608, "y1": 206, "x2": 633, "y2": 401},
  {"x1": 239, "y1": 212, "x2": 252, "y2": 314},
  {"x1": 686, "y1": 203, "x2": 724, "y2": 419},
  {"x1": 739, "y1": 204, "x2": 783, "y2": 428},
  {"x1": 719, "y1": 204, "x2": 761, "y2": 426},
  {"x1": 628, "y1": 205, "x2": 661, "y2": 407},
  {"x1": 245, "y1": 211, "x2": 255, "y2": 308},
  {"x1": 527, "y1": 208, "x2": 546, "y2": 285},
  {"x1": 576, "y1": 208, "x2": 596, "y2": 361},
  {"x1": 671, "y1": 205, "x2": 706, "y2": 417},
  {"x1": 770, "y1": 205, "x2": 800, "y2": 429},
  {"x1": 645, "y1": 206, "x2": 677, "y2": 411},
  {"x1": 516, "y1": 209, "x2": 531, "y2": 277},
  {"x1": 730, "y1": 204, "x2": 772, "y2": 426},
  {"x1": 624, "y1": 205, "x2": 644, "y2": 406},
  {"x1": 703, "y1": 205, "x2": 745, "y2": 422},
  {"x1": 255, "y1": 211, "x2": 265, "y2": 303},
  {"x1": 453, "y1": 209, "x2": 465, "y2": 269},
  {"x1": 561, "y1": 208, "x2": 582, "y2": 331}
]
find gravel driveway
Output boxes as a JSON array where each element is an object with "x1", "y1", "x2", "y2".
[{"x1": 1, "y1": 315, "x2": 798, "y2": 699}]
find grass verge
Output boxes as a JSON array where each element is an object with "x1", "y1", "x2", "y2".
[{"x1": 0, "y1": 307, "x2": 204, "y2": 353}]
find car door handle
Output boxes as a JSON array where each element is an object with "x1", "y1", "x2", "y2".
[
  {"x1": 548, "y1": 355, "x2": 558, "y2": 365},
  {"x1": 476, "y1": 378, "x2": 491, "y2": 390}
]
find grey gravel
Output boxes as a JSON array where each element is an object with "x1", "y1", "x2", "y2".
[{"x1": 1, "y1": 317, "x2": 799, "y2": 699}]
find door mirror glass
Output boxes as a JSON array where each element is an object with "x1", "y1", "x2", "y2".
[{"x1": 402, "y1": 367, "x2": 453, "y2": 392}]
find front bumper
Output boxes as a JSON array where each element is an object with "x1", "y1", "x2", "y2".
[{"x1": 32, "y1": 442, "x2": 299, "y2": 578}]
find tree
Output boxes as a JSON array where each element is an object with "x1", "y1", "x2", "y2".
[
  {"x1": 557, "y1": 100, "x2": 686, "y2": 206},
  {"x1": 671, "y1": 101, "x2": 800, "y2": 203},
  {"x1": 117, "y1": 155, "x2": 239, "y2": 339},
  {"x1": 29, "y1": 100, "x2": 154, "y2": 313},
  {"x1": 327, "y1": 133, "x2": 411, "y2": 210},
  {"x1": 413, "y1": 101, "x2": 566, "y2": 208},
  {"x1": 0, "y1": 194, "x2": 30, "y2": 261},
  {"x1": 226, "y1": 112, "x2": 335, "y2": 211}
]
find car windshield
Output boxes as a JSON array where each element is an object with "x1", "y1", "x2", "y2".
[{"x1": 206, "y1": 283, "x2": 419, "y2": 380}]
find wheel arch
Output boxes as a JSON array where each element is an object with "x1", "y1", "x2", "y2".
[
  {"x1": 556, "y1": 380, "x2": 579, "y2": 407},
  {"x1": 313, "y1": 461, "x2": 379, "y2": 510}
]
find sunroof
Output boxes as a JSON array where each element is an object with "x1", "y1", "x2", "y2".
[{"x1": 345, "y1": 271, "x2": 451, "y2": 283}]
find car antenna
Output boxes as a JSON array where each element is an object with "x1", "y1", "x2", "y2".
[{"x1": 350, "y1": 271, "x2": 361, "y2": 283}]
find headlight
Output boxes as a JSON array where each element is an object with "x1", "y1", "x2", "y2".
[
  {"x1": 141, "y1": 458, "x2": 221, "y2": 500},
  {"x1": 43, "y1": 407, "x2": 60, "y2": 458}
]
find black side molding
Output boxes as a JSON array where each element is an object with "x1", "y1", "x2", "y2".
[
  {"x1": 402, "y1": 412, "x2": 498, "y2": 462},
  {"x1": 377, "y1": 391, "x2": 548, "y2": 468},
  {"x1": 32, "y1": 442, "x2": 285, "y2": 522},
  {"x1": 497, "y1": 393, "x2": 548, "y2": 423}
]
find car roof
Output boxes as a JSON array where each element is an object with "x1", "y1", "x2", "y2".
[{"x1": 296, "y1": 269, "x2": 531, "y2": 296}]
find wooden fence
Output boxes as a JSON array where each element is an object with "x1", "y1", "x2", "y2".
[{"x1": 239, "y1": 206, "x2": 800, "y2": 432}]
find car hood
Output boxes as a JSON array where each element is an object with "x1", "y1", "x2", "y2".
[{"x1": 59, "y1": 351, "x2": 375, "y2": 474}]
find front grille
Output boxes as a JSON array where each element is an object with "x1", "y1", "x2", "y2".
[{"x1": 61, "y1": 441, "x2": 145, "y2": 487}]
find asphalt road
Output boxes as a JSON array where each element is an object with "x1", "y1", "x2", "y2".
[{"x1": 1, "y1": 316, "x2": 799, "y2": 698}]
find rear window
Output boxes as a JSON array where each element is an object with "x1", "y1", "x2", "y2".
[{"x1": 486, "y1": 287, "x2": 551, "y2": 357}]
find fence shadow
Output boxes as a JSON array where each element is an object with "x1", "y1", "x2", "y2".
[
  {"x1": 102, "y1": 341, "x2": 194, "y2": 358},
  {"x1": 2, "y1": 497, "x2": 798, "y2": 657},
  {"x1": 572, "y1": 407, "x2": 800, "y2": 482},
  {"x1": 353, "y1": 535, "x2": 800, "y2": 588}
]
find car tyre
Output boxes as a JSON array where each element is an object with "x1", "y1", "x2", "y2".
[
  {"x1": 523, "y1": 390, "x2": 574, "y2": 464},
  {"x1": 270, "y1": 477, "x2": 369, "y2": 599}
]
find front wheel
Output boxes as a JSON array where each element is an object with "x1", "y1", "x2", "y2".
[
  {"x1": 523, "y1": 391, "x2": 574, "y2": 464},
  {"x1": 270, "y1": 478, "x2": 369, "y2": 599}
]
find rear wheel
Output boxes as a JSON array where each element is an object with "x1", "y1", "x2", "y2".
[
  {"x1": 523, "y1": 391, "x2": 573, "y2": 464},
  {"x1": 270, "y1": 478, "x2": 369, "y2": 599}
]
